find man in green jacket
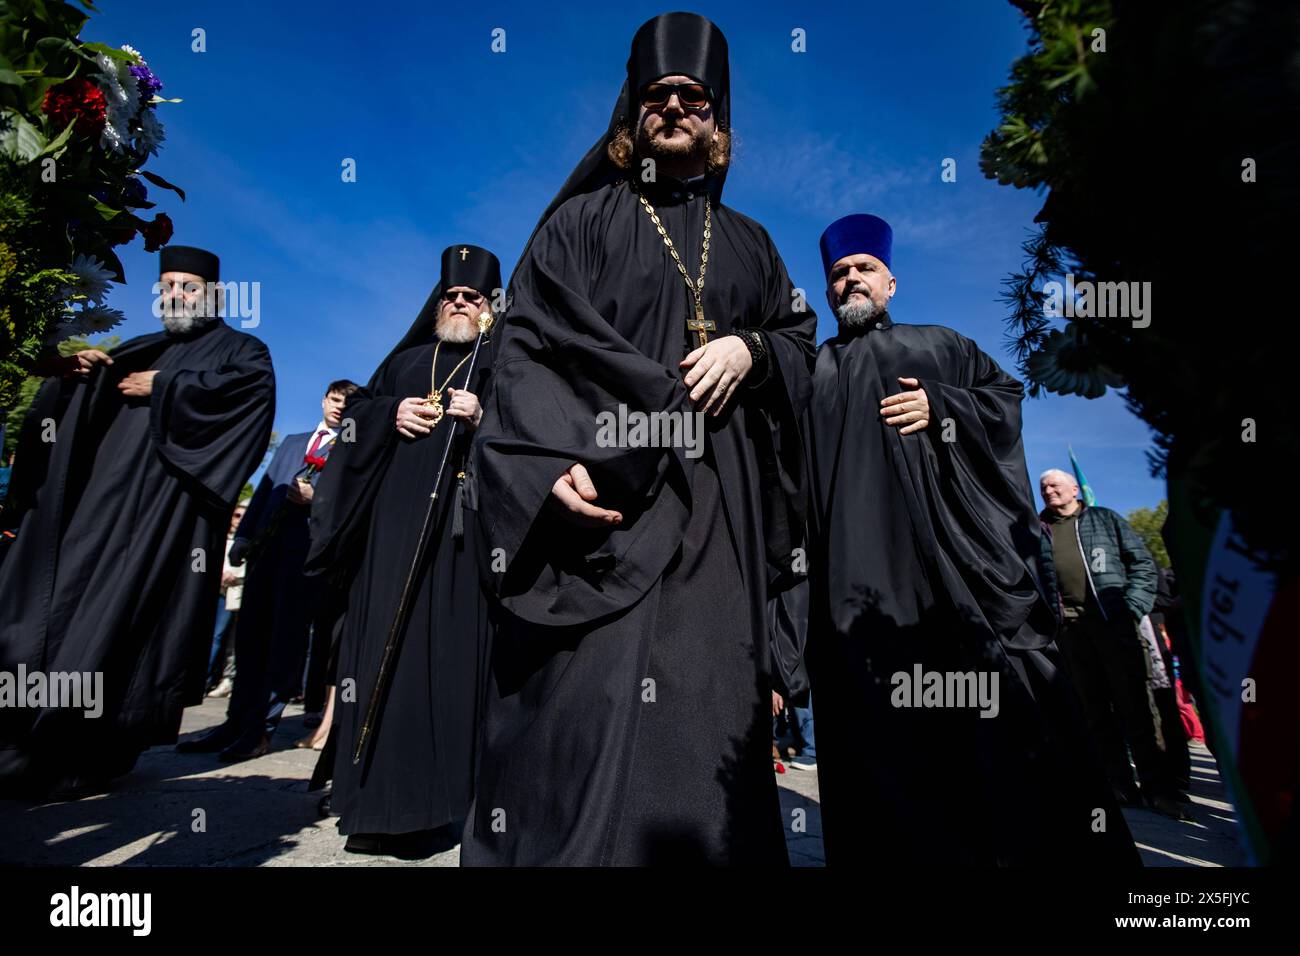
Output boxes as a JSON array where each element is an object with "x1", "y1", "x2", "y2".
[{"x1": 1038, "y1": 469, "x2": 1188, "y2": 819}]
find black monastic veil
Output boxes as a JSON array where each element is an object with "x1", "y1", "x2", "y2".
[
  {"x1": 306, "y1": 246, "x2": 499, "y2": 838},
  {"x1": 461, "y1": 12, "x2": 816, "y2": 866}
]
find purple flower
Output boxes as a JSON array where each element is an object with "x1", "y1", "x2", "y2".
[{"x1": 128, "y1": 64, "x2": 163, "y2": 98}]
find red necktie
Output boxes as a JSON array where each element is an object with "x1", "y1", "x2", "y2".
[{"x1": 306, "y1": 429, "x2": 329, "y2": 457}]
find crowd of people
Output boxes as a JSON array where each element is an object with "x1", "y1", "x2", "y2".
[{"x1": 0, "y1": 12, "x2": 1212, "y2": 866}]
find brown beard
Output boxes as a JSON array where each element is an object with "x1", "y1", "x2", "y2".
[
  {"x1": 637, "y1": 121, "x2": 709, "y2": 168},
  {"x1": 607, "y1": 122, "x2": 732, "y2": 173},
  {"x1": 436, "y1": 310, "x2": 479, "y2": 344}
]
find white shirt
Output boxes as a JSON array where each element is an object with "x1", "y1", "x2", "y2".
[
  {"x1": 305, "y1": 420, "x2": 338, "y2": 458},
  {"x1": 222, "y1": 534, "x2": 245, "y2": 611}
]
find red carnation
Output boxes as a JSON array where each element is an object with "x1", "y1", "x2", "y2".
[
  {"x1": 140, "y1": 212, "x2": 173, "y2": 252},
  {"x1": 41, "y1": 77, "x2": 107, "y2": 137},
  {"x1": 304, "y1": 454, "x2": 328, "y2": 471}
]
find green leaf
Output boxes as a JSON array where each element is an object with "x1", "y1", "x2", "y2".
[
  {"x1": 90, "y1": 197, "x2": 122, "y2": 221},
  {"x1": 139, "y1": 169, "x2": 186, "y2": 201},
  {"x1": 35, "y1": 36, "x2": 79, "y2": 76},
  {"x1": 0, "y1": 109, "x2": 47, "y2": 162},
  {"x1": 38, "y1": 119, "x2": 75, "y2": 156},
  {"x1": 79, "y1": 42, "x2": 131, "y2": 63},
  {"x1": 0, "y1": 69, "x2": 21, "y2": 86}
]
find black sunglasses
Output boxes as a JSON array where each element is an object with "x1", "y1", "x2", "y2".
[
  {"x1": 641, "y1": 82, "x2": 713, "y2": 111},
  {"x1": 443, "y1": 289, "x2": 485, "y2": 305}
]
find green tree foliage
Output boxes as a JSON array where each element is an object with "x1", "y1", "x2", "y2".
[
  {"x1": 57, "y1": 332, "x2": 120, "y2": 356},
  {"x1": 2, "y1": 374, "x2": 39, "y2": 459},
  {"x1": 3, "y1": 333, "x2": 118, "y2": 458},
  {"x1": 1126, "y1": 500, "x2": 1170, "y2": 570},
  {"x1": 0, "y1": 164, "x2": 76, "y2": 406},
  {"x1": 1, "y1": 0, "x2": 182, "y2": 405},
  {"x1": 982, "y1": 1, "x2": 1299, "y2": 567}
]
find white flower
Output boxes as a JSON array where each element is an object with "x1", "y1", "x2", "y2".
[
  {"x1": 75, "y1": 305, "x2": 126, "y2": 334},
  {"x1": 46, "y1": 306, "x2": 123, "y2": 344},
  {"x1": 135, "y1": 109, "x2": 165, "y2": 157},
  {"x1": 69, "y1": 254, "x2": 115, "y2": 305},
  {"x1": 99, "y1": 53, "x2": 140, "y2": 115},
  {"x1": 99, "y1": 121, "x2": 125, "y2": 152},
  {"x1": 93, "y1": 53, "x2": 124, "y2": 97},
  {"x1": 120, "y1": 44, "x2": 146, "y2": 66},
  {"x1": 93, "y1": 53, "x2": 137, "y2": 151}
]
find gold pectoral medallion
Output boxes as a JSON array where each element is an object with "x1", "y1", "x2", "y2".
[
  {"x1": 425, "y1": 335, "x2": 476, "y2": 429},
  {"x1": 423, "y1": 392, "x2": 445, "y2": 426}
]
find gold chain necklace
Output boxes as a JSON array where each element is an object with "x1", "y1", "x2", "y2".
[
  {"x1": 631, "y1": 181, "x2": 715, "y2": 349},
  {"x1": 423, "y1": 338, "x2": 473, "y2": 426}
]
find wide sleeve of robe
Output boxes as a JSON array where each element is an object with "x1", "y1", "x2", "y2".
[
  {"x1": 149, "y1": 334, "x2": 276, "y2": 510},
  {"x1": 739, "y1": 218, "x2": 815, "y2": 590},
  {"x1": 914, "y1": 333, "x2": 1057, "y2": 648},
  {"x1": 475, "y1": 193, "x2": 814, "y2": 627}
]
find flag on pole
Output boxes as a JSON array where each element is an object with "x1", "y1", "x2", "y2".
[
  {"x1": 1165, "y1": 475, "x2": 1297, "y2": 864},
  {"x1": 1068, "y1": 445, "x2": 1097, "y2": 506}
]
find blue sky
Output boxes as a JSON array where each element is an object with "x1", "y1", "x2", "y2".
[{"x1": 84, "y1": 0, "x2": 1165, "y2": 514}]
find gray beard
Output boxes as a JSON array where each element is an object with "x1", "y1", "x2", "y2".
[
  {"x1": 436, "y1": 313, "x2": 479, "y2": 344},
  {"x1": 836, "y1": 297, "x2": 881, "y2": 328},
  {"x1": 162, "y1": 312, "x2": 215, "y2": 335}
]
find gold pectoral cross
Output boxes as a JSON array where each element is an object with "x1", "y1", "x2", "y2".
[{"x1": 688, "y1": 301, "x2": 715, "y2": 349}]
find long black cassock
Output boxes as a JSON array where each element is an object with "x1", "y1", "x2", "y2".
[
  {"x1": 802, "y1": 316, "x2": 1139, "y2": 866},
  {"x1": 306, "y1": 295, "x2": 494, "y2": 837},
  {"x1": 0, "y1": 319, "x2": 274, "y2": 786},
  {"x1": 460, "y1": 177, "x2": 814, "y2": 865}
]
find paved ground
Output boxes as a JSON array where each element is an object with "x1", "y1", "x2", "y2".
[{"x1": 0, "y1": 697, "x2": 1242, "y2": 867}]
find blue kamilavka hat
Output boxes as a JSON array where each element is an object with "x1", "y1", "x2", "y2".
[{"x1": 819, "y1": 214, "x2": 893, "y2": 278}]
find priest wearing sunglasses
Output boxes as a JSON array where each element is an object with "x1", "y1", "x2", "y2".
[
  {"x1": 304, "y1": 245, "x2": 500, "y2": 858},
  {"x1": 463, "y1": 12, "x2": 815, "y2": 866}
]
